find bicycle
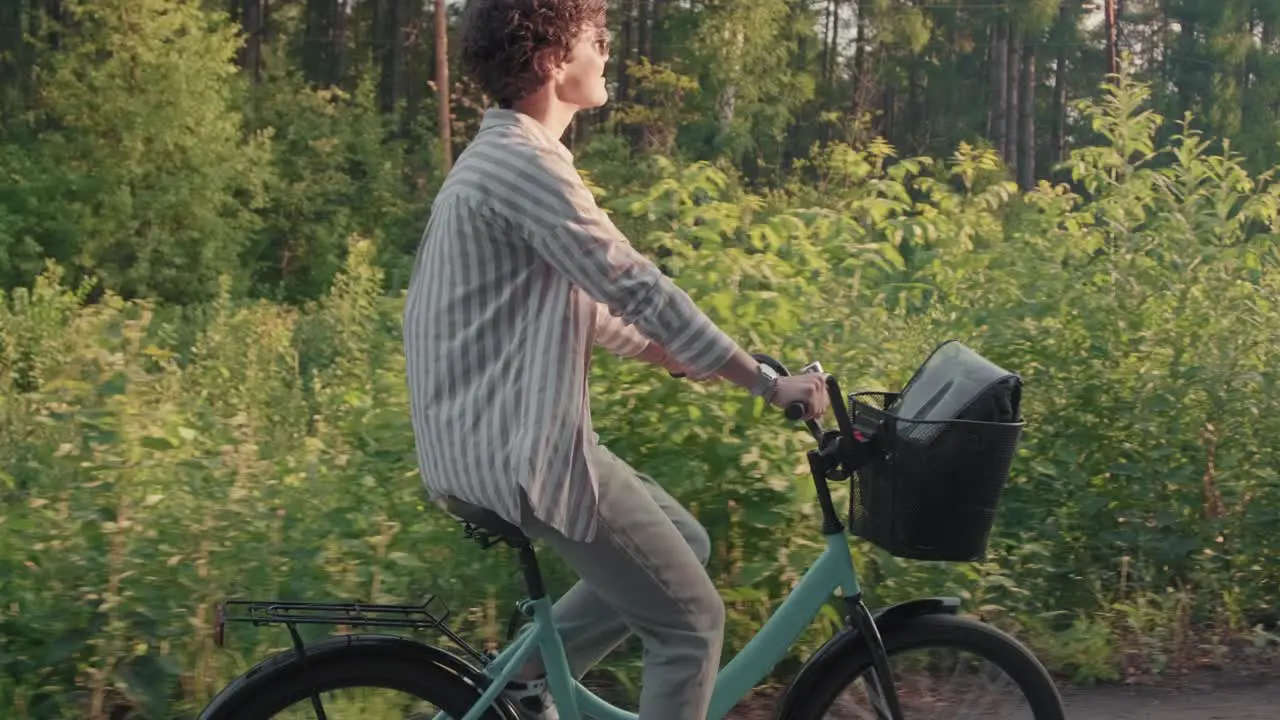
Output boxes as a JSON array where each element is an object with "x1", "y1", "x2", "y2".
[{"x1": 200, "y1": 347, "x2": 1066, "y2": 719}]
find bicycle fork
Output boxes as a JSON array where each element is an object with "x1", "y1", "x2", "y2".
[{"x1": 846, "y1": 595, "x2": 905, "y2": 720}]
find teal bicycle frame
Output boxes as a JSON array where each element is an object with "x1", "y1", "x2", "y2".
[
  {"x1": 429, "y1": 357, "x2": 913, "y2": 720},
  {"x1": 445, "y1": 529, "x2": 861, "y2": 720}
]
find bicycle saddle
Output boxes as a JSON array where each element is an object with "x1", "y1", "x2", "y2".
[{"x1": 444, "y1": 496, "x2": 528, "y2": 544}]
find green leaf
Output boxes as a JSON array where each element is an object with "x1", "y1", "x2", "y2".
[{"x1": 140, "y1": 436, "x2": 177, "y2": 451}]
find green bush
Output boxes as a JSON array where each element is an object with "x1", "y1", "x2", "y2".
[
  {"x1": 2, "y1": 76, "x2": 1279, "y2": 718},
  {"x1": 0, "y1": 0, "x2": 269, "y2": 303}
]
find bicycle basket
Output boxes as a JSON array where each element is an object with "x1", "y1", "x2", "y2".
[{"x1": 847, "y1": 340, "x2": 1024, "y2": 562}]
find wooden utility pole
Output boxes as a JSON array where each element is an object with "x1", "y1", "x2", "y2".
[{"x1": 435, "y1": 0, "x2": 452, "y2": 172}]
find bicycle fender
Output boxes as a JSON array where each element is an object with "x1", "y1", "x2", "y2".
[
  {"x1": 199, "y1": 633, "x2": 521, "y2": 720},
  {"x1": 774, "y1": 596, "x2": 961, "y2": 719}
]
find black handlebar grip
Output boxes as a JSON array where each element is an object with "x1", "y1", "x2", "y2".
[{"x1": 785, "y1": 401, "x2": 807, "y2": 421}]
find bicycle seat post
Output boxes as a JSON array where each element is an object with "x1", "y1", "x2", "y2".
[{"x1": 515, "y1": 540, "x2": 546, "y2": 600}]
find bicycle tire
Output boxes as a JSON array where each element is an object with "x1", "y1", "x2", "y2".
[
  {"x1": 782, "y1": 614, "x2": 1065, "y2": 719},
  {"x1": 198, "y1": 634, "x2": 515, "y2": 720}
]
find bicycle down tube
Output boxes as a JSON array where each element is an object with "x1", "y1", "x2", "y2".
[{"x1": 442, "y1": 528, "x2": 862, "y2": 720}]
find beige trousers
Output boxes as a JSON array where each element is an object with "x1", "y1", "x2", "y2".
[{"x1": 518, "y1": 443, "x2": 724, "y2": 719}]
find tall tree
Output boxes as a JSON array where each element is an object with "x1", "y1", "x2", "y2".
[
  {"x1": 617, "y1": 0, "x2": 635, "y2": 106},
  {"x1": 1019, "y1": 41, "x2": 1036, "y2": 188},
  {"x1": 1105, "y1": 0, "x2": 1118, "y2": 76},
  {"x1": 1051, "y1": 3, "x2": 1071, "y2": 164},
  {"x1": 7, "y1": 0, "x2": 268, "y2": 302},
  {"x1": 232, "y1": 0, "x2": 266, "y2": 82},
  {"x1": 303, "y1": 0, "x2": 346, "y2": 87},
  {"x1": 1005, "y1": 21, "x2": 1021, "y2": 172},
  {"x1": 435, "y1": 0, "x2": 451, "y2": 172},
  {"x1": 403, "y1": 0, "x2": 427, "y2": 138},
  {"x1": 990, "y1": 20, "x2": 1008, "y2": 158},
  {"x1": 373, "y1": 0, "x2": 408, "y2": 114}
]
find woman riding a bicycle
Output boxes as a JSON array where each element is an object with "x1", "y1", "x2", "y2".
[{"x1": 401, "y1": 1, "x2": 828, "y2": 718}]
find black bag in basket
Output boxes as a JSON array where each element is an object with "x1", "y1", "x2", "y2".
[{"x1": 848, "y1": 340, "x2": 1023, "y2": 562}]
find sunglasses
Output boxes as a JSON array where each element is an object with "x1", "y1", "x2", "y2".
[{"x1": 592, "y1": 26, "x2": 612, "y2": 56}]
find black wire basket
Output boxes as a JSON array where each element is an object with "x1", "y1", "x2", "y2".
[{"x1": 846, "y1": 342, "x2": 1025, "y2": 562}]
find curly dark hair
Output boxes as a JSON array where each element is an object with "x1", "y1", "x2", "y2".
[{"x1": 460, "y1": 0, "x2": 608, "y2": 108}]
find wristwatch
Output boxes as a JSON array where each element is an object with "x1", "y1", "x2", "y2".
[{"x1": 750, "y1": 363, "x2": 779, "y2": 402}]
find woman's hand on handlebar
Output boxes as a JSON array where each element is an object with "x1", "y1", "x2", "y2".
[{"x1": 770, "y1": 373, "x2": 829, "y2": 421}]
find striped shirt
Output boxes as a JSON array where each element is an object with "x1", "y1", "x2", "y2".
[{"x1": 403, "y1": 109, "x2": 740, "y2": 541}]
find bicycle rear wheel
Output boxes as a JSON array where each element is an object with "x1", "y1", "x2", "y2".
[
  {"x1": 784, "y1": 614, "x2": 1065, "y2": 719},
  {"x1": 199, "y1": 634, "x2": 515, "y2": 720}
]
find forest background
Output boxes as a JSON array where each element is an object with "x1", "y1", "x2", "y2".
[{"x1": 2, "y1": 0, "x2": 1280, "y2": 717}]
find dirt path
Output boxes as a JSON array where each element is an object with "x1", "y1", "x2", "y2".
[
  {"x1": 721, "y1": 670, "x2": 1280, "y2": 719},
  {"x1": 1061, "y1": 677, "x2": 1280, "y2": 719}
]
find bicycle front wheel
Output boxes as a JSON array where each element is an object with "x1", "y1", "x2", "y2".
[{"x1": 786, "y1": 614, "x2": 1065, "y2": 719}]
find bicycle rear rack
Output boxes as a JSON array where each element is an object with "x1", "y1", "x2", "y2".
[{"x1": 213, "y1": 595, "x2": 489, "y2": 665}]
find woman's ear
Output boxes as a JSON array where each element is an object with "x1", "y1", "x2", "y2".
[{"x1": 532, "y1": 47, "x2": 565, "y2": 83}]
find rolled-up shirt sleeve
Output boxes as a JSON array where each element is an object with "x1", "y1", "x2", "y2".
[
  {"x1": 506, "y1": 145, "x2": 740, "y2": 379},
  {"x1": 594, "y1": 302, "x2": 651, "y2": 358}
]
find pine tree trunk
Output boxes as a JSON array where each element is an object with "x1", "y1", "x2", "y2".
[
  {"x1": 1053, "y1": 37, "x2": 1067, "y2": 164},
  {"x1": 650, "y1": 0, "x2": 666, "y2": 62},
  {"x1": 0, "y1": 2, "x2": 24, "y2": 116},
  {"x1": 435, "y1": 0, "x2": 451, "y2": 172},
  {"x1": 617, "y1": 0, "x2": 634, "y2": 105},
  {"x1": 1115, "y1": 0, "x2": 1126, "y2": 60},
  {"x1": 830, "y1": 0, "x2": 841, "y2": 85},
  {"x1": 238, "y1": 0, "x2": 264, "y2": 82},
  {"x1": 404, "y1": 0, "x2": 426, "y2": 139},
  {"x1": 262, "y1": 0, "x2": 274, "y2": 51},
  {"x1": 907, "y1": 64, "x2": 924, "y2": 153},
  {"x1": 635, "y1": 0, "x2": 649, "y2": 106},
  {"x1": 1104, "y1": 0, "x2": 1117, "y2": 77},
  {"x1": 1019, "y1": 42, "x2": 1036, "y2": 189},
  {"x1": 331, "y1": 0, "x2": 347, "y2": 86},
  {"x1": 637, "y1": 0, "x2": 650, "y2": 62},
  {"x1": 304, "y1": 0, "x2": 346, "y2": 87},
  {"x1": 1265, "y1": 21, "x2": 1277, "y2": 116},
  {"x1": 1177, "y1": 12, "x2": 1195, "y2": 114},
  {"x1": 852, "y1": 0, "x2": 868, "y2": 117},
  {"x1": 35, "y1": 0, "x2": 62, "y2": 51},
  {"x1": 1005, "y1": 25, "x2": 1021, "y2": 174},
  {"x1": 822, "y1": 0, "x2": 832, "y2": 85},
  {"x1": 384, "y1": 0, "x2": 406, "y2": 114},
  {"x1": 303, "y1": 0, "x2": 328, "y2": 85},
  {"x1": 882, "y1": 86, "x2": 896, "y2": 140},
  {"x1": 990, "y1": 21, "x2": 1007, "y2": 161},
  {"x1": 1244, "y1": 16, "x2": 1255, "y2": 124}
]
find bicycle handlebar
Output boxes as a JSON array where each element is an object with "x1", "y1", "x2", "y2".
[
  {"x1": 750, "y1": 353, "x2": 829, "y2": 441},
  {"x1": 681, "y1": 353, "x2": 875, "y2": 477},
  {"x1": 670, "y1": 353, "x2": 842, "y2": 443},
  {"x1": 784, "y1": 402, "x2": 807, "y2": 421}
]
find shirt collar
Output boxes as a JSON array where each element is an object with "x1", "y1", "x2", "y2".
[{"x1": 479, "y1": 108, "x2": 576, "y2": 164}]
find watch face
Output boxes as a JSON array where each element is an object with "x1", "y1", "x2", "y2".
[{"x1": 754, "y1": 364, "x2": 779, "y2": 395}]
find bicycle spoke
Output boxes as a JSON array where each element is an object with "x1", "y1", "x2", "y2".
[
  {"x1": 826, "y1": 645, "x2": 1039, "y2": 719},
  {"x1": 268, "y1": 687, "x2": 443, "y2": 719}
]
